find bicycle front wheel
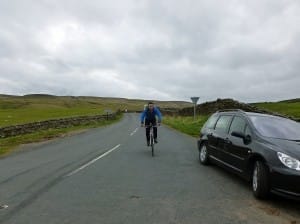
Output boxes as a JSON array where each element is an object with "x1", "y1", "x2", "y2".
[{"x1": 151, "y1": 135, "x2": 154, "y2": 157}]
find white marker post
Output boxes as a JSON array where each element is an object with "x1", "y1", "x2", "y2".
[{"x1": 191, "y1": 97, "x2": 199, "y2": 121}]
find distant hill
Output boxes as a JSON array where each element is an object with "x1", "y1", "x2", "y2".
[
  {"x1": 252, "y1": 98, "x2": 300, "y2": 104},
  {"x1": 0, "y1": 94, "x2": 192, "y2": 110},
  {"x1": 23, "y1": 94, "x2": 57, "y2": 98},
  {"x1": 278, "y1": 98, "x2": 300, "y2": 103}
]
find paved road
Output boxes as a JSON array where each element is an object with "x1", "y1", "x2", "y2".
[{"x1": 0, "y1": 113, "x2": 299, "y2": 224}]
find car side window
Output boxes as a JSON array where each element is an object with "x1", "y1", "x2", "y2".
[
  {"x1": 229, "y1": 116, "x2": 247, "y2": 134},
  {"x1": 204, "y1": 114, "x2": 219, "y2": 129},
  {"x1": 245, "y1": 125, "x2": 252, "y2": 136},
  {"x1": 215, "y1": 115, "x2": 232, "y2": 133}
]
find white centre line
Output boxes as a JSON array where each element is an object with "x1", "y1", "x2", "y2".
[
  {"x1": 66, "y1": 144, "x2": 121, "y2": 177},
  {"x1": 130, "y1": 127, "x2": 139, "y2": 136}
]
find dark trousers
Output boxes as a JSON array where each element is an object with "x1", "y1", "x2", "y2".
[{"x1": 145, "y1": 120, "x2": 157, "y2": 141}]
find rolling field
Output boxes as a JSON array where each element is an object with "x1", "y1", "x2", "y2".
[
  {"x1": 252, "y1": 99, "x2": 300, "y2": 118},
  {"x1": 0, "y1": 94, "x2": 191, "y2": 127}
]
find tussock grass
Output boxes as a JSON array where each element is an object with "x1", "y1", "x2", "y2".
[{"x1": 163, "y1": 115, "x2": 209, "y2": 137}]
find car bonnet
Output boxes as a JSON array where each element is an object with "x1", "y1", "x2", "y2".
[{"x1": 270, "y1": 138, "x2": 300, "y2": 159}]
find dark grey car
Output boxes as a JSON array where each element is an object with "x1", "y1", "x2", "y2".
[{"x1": 197, "y1": 110, "x2": 300, "y2": 200}]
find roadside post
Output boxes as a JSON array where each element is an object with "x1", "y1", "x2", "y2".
[
  {"x1": 104, "y1": 109, "x2": 112, "y2": 120},
  {"x1": 191, "y1": 97, "x2": 199, "y2": 121}
]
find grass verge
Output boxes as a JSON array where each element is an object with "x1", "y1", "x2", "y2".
[
  {"x1": 163, "y1": 115, "x2": 209, "y2": 137},
  {"x1": 0, "y1": 114, "x2": 123, "y2": 157}
]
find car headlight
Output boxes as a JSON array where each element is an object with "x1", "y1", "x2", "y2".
[{"x1": 277, "y1": 152, "x2": 300, "y2": 171}]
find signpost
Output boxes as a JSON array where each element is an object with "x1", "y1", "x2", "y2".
[
  {"x1": 191, "y1": 97, "x2": 199, "y2": 121},
  {"x1": 104, "y1": 109, "x2": 113, "y2": 120}
]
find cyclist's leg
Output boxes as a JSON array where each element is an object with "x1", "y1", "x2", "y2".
[
  {"x1": 145, "y1": 120, "x2": 150, "y2": 145},
  {"x1": 152, "y1": 120, "x2": 158, "y2": 143},
  {"x1": 153, "y1": 127, "x2": 158, "y2": 143}
]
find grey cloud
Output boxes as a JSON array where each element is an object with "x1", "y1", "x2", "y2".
[{"x1": 0, "y1": 0, "x2": 299, "y2": 103}]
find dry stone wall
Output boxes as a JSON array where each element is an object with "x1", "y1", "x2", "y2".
[{"x1": 0, "y1": 114, "x2": 116, "y2": 138}]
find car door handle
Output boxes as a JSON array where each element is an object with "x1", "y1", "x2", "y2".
[{"x1": 225, "y1": 138, "x2": 232, "y2": 144}]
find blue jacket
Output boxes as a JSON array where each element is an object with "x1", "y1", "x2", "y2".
[{"x1": 140, "y1": 107, "x2": 162, "y2": 123}]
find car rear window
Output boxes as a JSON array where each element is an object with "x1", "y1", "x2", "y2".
[{"x1": 215, "y1": 115, "x2": 232, "y2": 133}]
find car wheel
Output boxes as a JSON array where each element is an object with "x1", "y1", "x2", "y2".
[
  {"x1": 199, "y1": 143, "x2": 209, "y2": 165},
  {"x1": 252, "y1": 161, "x2": 270, "y2": 199}
]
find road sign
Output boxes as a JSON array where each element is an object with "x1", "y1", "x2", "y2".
[
  {"x1": 104, "y1": 109, "x2": 113, "y2": 114},
  {"x1": 191, "y1": 97, "x2": 199, "y2": 104},
  {"x1": 104, "y1": 109, "x2": 113, "y2": 120}
]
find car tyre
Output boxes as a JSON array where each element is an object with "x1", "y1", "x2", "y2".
[
  {"x1": 252, "y1": 161, "x2": 270, "y2": 199},
  {"x1": 199, "y1": 143, "x2": 209, "y2": 165}
]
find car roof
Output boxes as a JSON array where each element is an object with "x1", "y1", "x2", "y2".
[
  {"x1": 215, "y1": 110, "x2": 288, "y2": 120},
  {"x1": 245, "y1": 112, "x2": 290, "y2": 120}
]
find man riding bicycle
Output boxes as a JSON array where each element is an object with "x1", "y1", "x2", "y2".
[{"x1": 140, "y1": 102, "x2": 162, "y2": 146}]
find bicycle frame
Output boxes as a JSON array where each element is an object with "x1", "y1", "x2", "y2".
[{"x1": 145, "y1": 124, "x2": 157, "y2": 157}]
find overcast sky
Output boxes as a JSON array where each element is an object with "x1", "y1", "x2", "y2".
[{"x1": 0, "y1": 0, "x2": 299, "y2": 103}]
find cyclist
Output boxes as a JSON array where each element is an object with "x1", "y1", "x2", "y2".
[{"x1": 140, "y1": 102, "x2": 162, "y2": 146}]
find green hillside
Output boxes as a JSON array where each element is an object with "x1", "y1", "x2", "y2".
[
  {"x1": 252, "y1": 98, "x2": 300, "y2": 119},
  {"x1": 1, "y1": 94, "x2": 299, "y2": 128},
  {"x1": 0, "y1": 94, "x2": 191, "y2": 127}
]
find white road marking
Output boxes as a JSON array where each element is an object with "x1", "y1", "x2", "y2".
[
  {"x1": 0, "y1": 205, "x2": 8, "y2": 209},
  {"x1": 65, "y1": 144, "x2": 121, "y2": 177},
  {"x1": 130, "y1": 127, "x2": 139, "y2": 136}
]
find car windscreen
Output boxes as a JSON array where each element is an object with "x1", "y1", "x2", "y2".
[
  {"x1": 249, "y1": 115, "x2": 300, "y2": 140},
  {"x1": 204, "y1": 114, "x2": 219, "y2": 129}
]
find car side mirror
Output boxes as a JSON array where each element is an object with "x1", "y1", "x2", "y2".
[
  {"x1": 231, "y1": 131, "x2": 252, "y2": 145},
  {"x1": 244, "y1": 135, "x2": 252, "y2": 145},
  {"x1": 231, "y1": 131, "x2": 245, "y2": 139}
]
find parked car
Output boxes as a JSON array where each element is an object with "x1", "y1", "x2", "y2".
[{"x1": 197, "y1": 109, "x2": 300, "y2": 200}]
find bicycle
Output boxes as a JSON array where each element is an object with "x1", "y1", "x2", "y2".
[{"x1": 145, "y1": 124, "x2": 157, "y2": 157}]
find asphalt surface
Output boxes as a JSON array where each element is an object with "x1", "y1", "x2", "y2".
[{"x1": 0, "y1": 113, "x2": 299, "y2": 224}]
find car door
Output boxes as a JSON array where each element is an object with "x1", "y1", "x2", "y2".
[
  {"x1": 209, "y1": 115, "x2": 233, "y2": 161},
  {"x1": 204, "y1": 114, "x2": 219, "y2": 158},
  {"x1": 226, "y1": 116, "x2": 252, "y2": 172}
]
